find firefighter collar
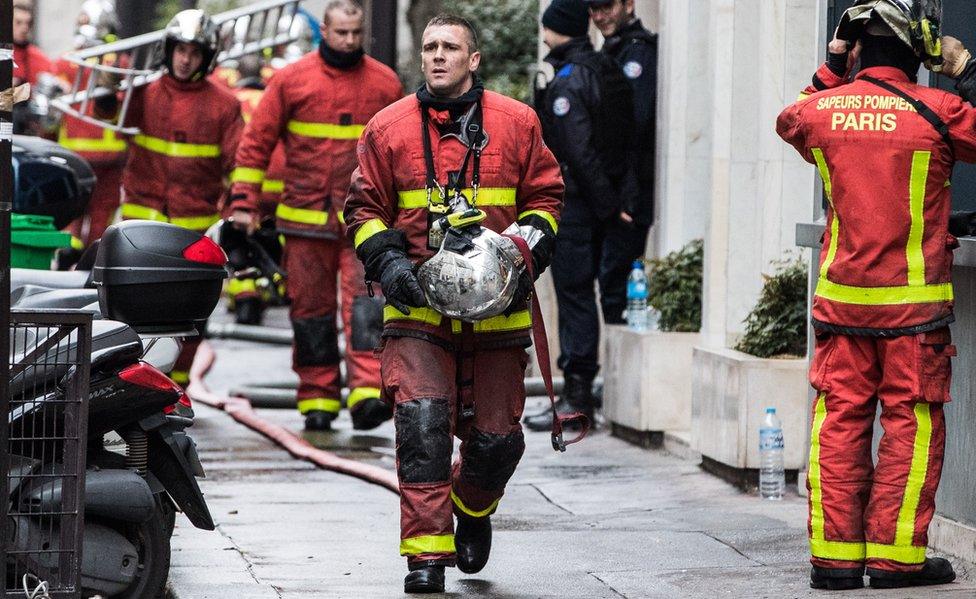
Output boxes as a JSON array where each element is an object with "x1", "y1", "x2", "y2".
[{"x1": 419, "y1": 87, "x2": 487, "y2": 209}]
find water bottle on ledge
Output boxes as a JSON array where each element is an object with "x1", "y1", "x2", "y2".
[
  {"x1": 626, "y1": 260, "x2": 649, "y2": 331},
  {"x1": 759, "y1": 407, "x2": 785, "y2": 500}
]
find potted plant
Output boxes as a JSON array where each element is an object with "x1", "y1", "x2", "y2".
[
  {"x1": 691, "y1": 256, "x2": 810, "y2": 487},
  {"x1": 604, "y1": 240, "x2": 703, "y2": 448}
]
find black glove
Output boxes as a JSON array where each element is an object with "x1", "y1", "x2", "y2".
[
  {"x1": 379, "y1": 254, "x2": 426, "y2": 314},
  {"x1": 357, "y1": 228, "x2": 427, "y2": 314},
  {"x1": 504, "y1": 268, "x2": 534, "y2": 317},
  {"x1": 957, "y1": 59, "x2": 976, "y2": 107}
]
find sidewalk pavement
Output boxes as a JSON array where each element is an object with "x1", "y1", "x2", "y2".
[{"x1": 166, "y1": 327, "x2": 976, "y2": 599}]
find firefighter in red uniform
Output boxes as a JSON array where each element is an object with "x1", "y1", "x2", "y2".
[
  {"x1": 13, "y1": 2, "x2": 53, "y2": 86},
  {"x1": 344, "y1": 15, "x2": 563, "y2": 593},
  {"x1": 229, "y1": 0, "x2": 402, "y2": 432},
  {"x1": 54, "y1": 1, "x2": 127, "y2": 266},
  {"x1": 116, "y1": 9, "x2": 244, "y2": 386},
  {"x1": 777, "y1": 0, "x2": 976, "y2": 590}
]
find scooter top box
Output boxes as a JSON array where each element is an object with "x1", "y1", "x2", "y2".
[{"x1": 94, "y1": 221, "x2": 228, "y2": 330}]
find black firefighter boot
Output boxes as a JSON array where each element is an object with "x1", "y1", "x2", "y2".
[
  {"x1": 350, "y1": 397, "x2": 393, "y2": 431},
  {"x1": 404, "y1": 561, "x2": 446, "y2": 594},
  {"x1": 809, "y1": 565, "x2": 864, "y2": 590},
  {"x1": 455, "y1": 513, "x2": 492, "y2": 574},
  {"x1": 868, "y1": 558, "x2": 956, "y2": 589},
  {"x1": 524, "y1": 372, "x2": 594, "y2": 432},
  {"x1": 303, "y1": 410, "x2": 335, "y2": 431}
]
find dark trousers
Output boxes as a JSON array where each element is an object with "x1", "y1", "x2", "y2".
[{"x1": 551, "y1": 217, "x2": 650, "y2": 379}]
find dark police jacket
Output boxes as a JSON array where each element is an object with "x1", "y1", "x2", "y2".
[
  {"x1": 535, "y1": 37, "x2": 637, "y2": 226},
  {"x1": 602, "y1": 19, "x2": 658, "y2": 224}
]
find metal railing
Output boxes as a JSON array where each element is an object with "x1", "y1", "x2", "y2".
[
  {"x1": 50, "y1": 0, "x2": 303, "y2": 134},
  {"x1": 3, "y1": 311, "x2": 93, "y2": 599}
]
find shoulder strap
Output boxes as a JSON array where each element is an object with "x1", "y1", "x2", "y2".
[{"x1": 861, "y1": 75, "x2": 955, "y2": 158}]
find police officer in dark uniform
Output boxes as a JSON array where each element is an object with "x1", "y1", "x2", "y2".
[
  {"x1": 586, "y1": 0, "x2": 657, "y2": 229},
  {"x1": 525, "y1": 0, "x2": 637, "y2": 431}
]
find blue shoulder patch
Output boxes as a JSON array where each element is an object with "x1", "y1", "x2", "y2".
[{"x1": 556, "y1": 64, "x2": 574, "y2": 79}]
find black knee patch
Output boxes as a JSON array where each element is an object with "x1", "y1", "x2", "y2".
[
  {"x1": 460, "y1": 428, "x2": 525, "y2": 491},
  {"x1": 395, "y1": 397, "x2": 452, "y2": 484},
  {"x1": 292, "y1": 315, "x2": 340, "y2": 366},
  {"x1": 350, "y1": 295, "x2": 384, "y2": 351}
]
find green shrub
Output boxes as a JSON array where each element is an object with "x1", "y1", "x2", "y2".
[
  {"x1": 735, "y1": 257, "x2": 808, "y2": 358},
  {"x1": 646, "y1": 239, "x2": 703, "y2": 332}
]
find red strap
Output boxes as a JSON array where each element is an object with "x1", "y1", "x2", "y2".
[{"x1": 505, "y1": 234, "x2": 590, "y2": 451}]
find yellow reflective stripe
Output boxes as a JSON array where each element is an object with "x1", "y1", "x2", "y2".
[
  {"x1": 865, "y1": 542, "x2": 927, "y2": 565},
  {"x1": 518, "y1": 209, "x2": 559, "y2": 235},
  {"x1": 338, "y1": 210, "x2": 345, "y2": 225},
  {"x1": 231, "y1": 167, "x2": 265, "y2": 184},
  {"x1": 297, "y1": 398, "x2": 341, "y2": 415},
  {"x1": 121, "y1": 203, "x2": 168, "y2": 222},
  {"x1": 354, "y1": 219, "x2": 389, "y2": 249},
  {"x1": 383, "y1": 305, "x2": 443, "y2": 326},
  {"x1": 169, "y1": 213, "x2": 220, "y2": 231},
  {"x1": 809, "y1": 393, "x2": 828, "y2": 545},
  {"x1": 286, "y1": 120, "x2": 365, "y2": 140},
  {"x1": 451, "y1": 490, "x2": 499, "y2": 518},
  {"x1": 797, "y1": 92, "x2": 811, "y2": 101},
  {"x1": 815, "y1": 278, "x2": 953, "y2": 305},
  {"x1": 810, "y1": 539, "x2": 866, "y2": 561},
  {"x1": 893, "y1": 403, "x2": 933, "y2": 555},
  {"x1": 399, "y1": 534, "x2": 455, "y2": 556},
  {"x1": 397, "y1": 187, "x2": 518, "y2": 210},
  {"x1": 227, "y1": 278, "x2": 258, "y2": 296},
  {"x1": 812, "y1": 149, "x2": 839, "y2": 280},
  {"x1": 170, "y1": 370, "x2": 189, "y2": 385},
  {"x1": 276, "y1": 204, "x2": 329, "y2": 226},
  {"x1": 471, "y1": 310, "x2": 531, "y2": 333},
  {"x1": 907, "y1": 151, "x2": 931, "y2": 287},
  {"x1": 261, "y1": 179, "x2": 284, "y2": 193},
  {"x1": 133, "y1": 134, "x2": 220, "y2": 158},
  {"x1": 69, "y1": 236, "x2": 84, "y2": 251},
  {"x1": 58, "y1": 126, "x2": 127, "y2": 152},
  {"x1": 347, "y1": 387, "x2": 381, "y2": 410}
]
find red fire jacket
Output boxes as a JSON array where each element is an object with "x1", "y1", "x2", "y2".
[
  {"x1": 344, "y1": 90, "x2": 564, "y2": 339},
  {"x1": 235, "y1": 86, "x2": 286, "y2": 214},
  {"x1": 120, "y1": 75, "x2": 243, "y2": 231},
  {"x1": 778, "y1": 66, "x2": 976, "y2": 331},
  {"x1": 13, "y1": 43, "x2": 52, "y2": 86},
  {"x1": 229, "y1": 53, "x2": 403, "y2": 236},
  {"x1": 54, "y1": 58, "x2": 128, "y2": 168}
]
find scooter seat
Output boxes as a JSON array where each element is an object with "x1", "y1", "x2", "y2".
[
  {"x1": 11, "y1": 286, "x2": 99, "y2": 312},
  {"x1": 10, "y1": 268, "x2": 92, "y2": 292}
]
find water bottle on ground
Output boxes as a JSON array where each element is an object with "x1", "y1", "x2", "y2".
[
  {"x1": 626, "y1": 260, "x2": 649, "y2": 332},
  {"x1": 759, "y1": 407, "x2": 786, "y2": 500}
]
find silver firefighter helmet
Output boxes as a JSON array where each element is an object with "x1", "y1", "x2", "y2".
[
  {"x1": 74, "y1": 0, "x2": 119, "y2": 49},
  {"x1": 417, "y1": 223, "x2": 526, "y2": 322},
  {"x1": 838, "y1": 0, "x2": 944, "y2": 70},
  {"x1": 163, "y1": 9, "x2": 221, "y2": 79}
]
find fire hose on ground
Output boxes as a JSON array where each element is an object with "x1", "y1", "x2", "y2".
[{"x1": 186, "y1": 341, "x2": 400, "y2": 494}]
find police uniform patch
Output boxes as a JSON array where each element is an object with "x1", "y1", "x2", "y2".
[
  {"x1": 553, "y1": 97, "x2": 571, "y2": 117},
  {"x1": 623, "y1": 61, "x2": 643, "y2": 79}
]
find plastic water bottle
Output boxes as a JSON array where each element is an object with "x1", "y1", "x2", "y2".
[
  {"x1": 626, "y1": 261, "x2": 649, "y2": 331},
  {"x1": 759, "y1": 407, "x2": 786, "y2": 500}
]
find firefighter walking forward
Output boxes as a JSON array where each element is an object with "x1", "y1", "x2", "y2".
[
  {"x1": 777, "y1": 1, "x2": 976, "y2": 590},
  {"x1": 230, "y1": 0, "x2": 403, "y2": 432},
  {"x1": 344, "y1": 14, "x2": 563, "y2": 594}
]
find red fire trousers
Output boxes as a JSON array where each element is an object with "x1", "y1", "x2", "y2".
[
  {"x1": 283, "y1": 235, "x2": 382, "y2": 416},
  {"x1": 381, "y1": 334, "x2": 528, "y2": 565},
  {"x1": 807, "y1": 328, "x2": 953, "y2": 572},
  {"x1": 67, "y1": 165, "x2": 123, "y2": 247}
]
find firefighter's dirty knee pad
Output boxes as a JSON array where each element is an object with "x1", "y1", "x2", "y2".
[
  {"x1": 395, "y1": 397, "x2": 452, "y2": 483},
  {"x1": 460, "y1": 428, "x2": 525, "y2": 490},
  {"x1": 292, "y1": 315, "x2": 340, "y2": 367},
  {"x1": 350, "y1": 295, "x2": 384, "y2": 351}
]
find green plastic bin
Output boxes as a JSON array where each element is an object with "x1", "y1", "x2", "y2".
[{"x1": 11, "y1": 213, "x2": 74, "y2": 269}]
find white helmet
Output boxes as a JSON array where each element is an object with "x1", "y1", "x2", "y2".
[{"x1": 74, "y1": 0, "x2": 119, "y2": 49}]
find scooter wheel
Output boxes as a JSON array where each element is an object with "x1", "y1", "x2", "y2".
[{"x1": 110, "y1": 494, "x2": 172, "y2": 599}]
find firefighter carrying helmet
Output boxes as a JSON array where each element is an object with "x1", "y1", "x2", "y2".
[
  {"x1": 417, "y1": 197, "x2": 526, "y2": 322},
  {"x1": 837, "y1": 0, "x2": 944, "y2": 71},
  {"x1": 163, "y1": 9, "x2": 221, "y2": 81},
  {"x1": 74, "y1": 0, "x2": 119, "y2": 49}
]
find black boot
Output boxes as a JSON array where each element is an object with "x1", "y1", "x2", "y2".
[
  {"x1": 524, "y1": 373, "x2": 594, "y2": 432},
  {"x1": 350, "y1": 397, "x2": 392, "y2": 431},
  {"x1": 810, "y1": 566, "x2": 864, "y2": 590},
  {"x1": 404, "y1": 562, "x2": 446, "y2": 593},
  {"x1": 235, "y1": 297, "x2": 265, "y2": 325},
  {"x1": 868, "y1": 558, "x2": 956, "y2": 589},
  {"x1": 456, "y1": 514, "x2": 492, "y2": 574},
  {"x1": 303, "y1": 410, "x2": 335, "y2": 431}
]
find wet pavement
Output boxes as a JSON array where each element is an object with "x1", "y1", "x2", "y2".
[{"x1": 166, "y1": 307, "x2": 976, "y2": 598}]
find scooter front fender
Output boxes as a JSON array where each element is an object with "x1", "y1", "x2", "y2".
[{"x1": 146, "y1": 425, "x2": 215, "y2": 531}]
